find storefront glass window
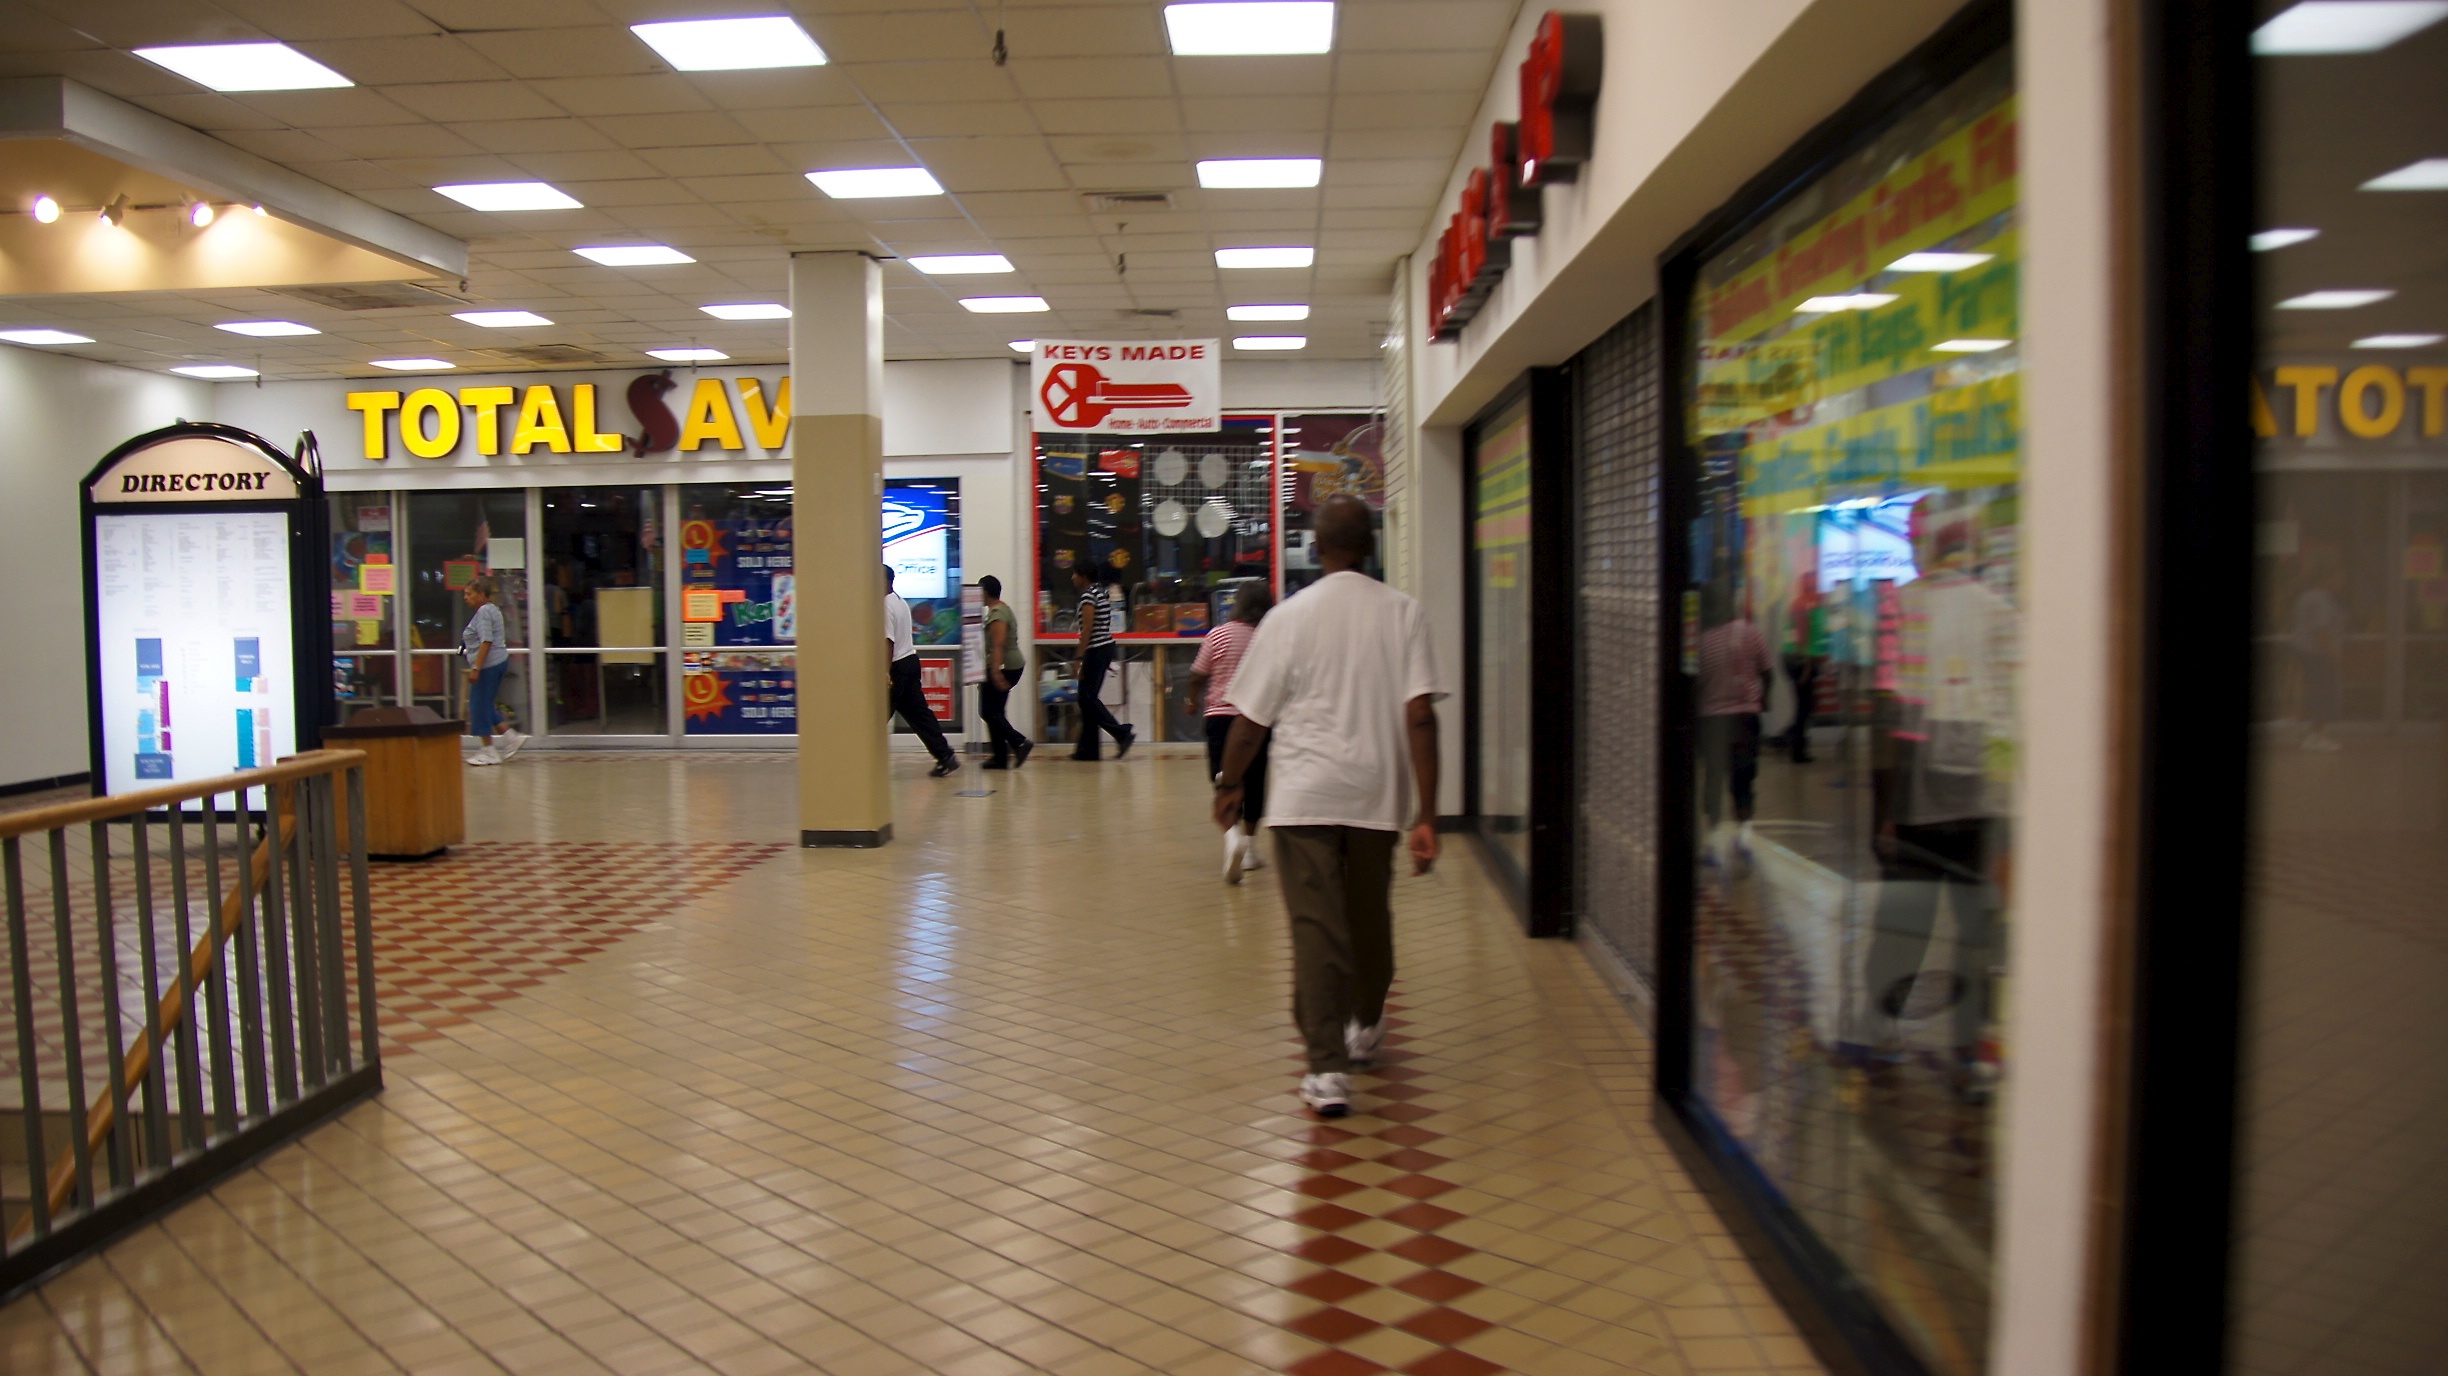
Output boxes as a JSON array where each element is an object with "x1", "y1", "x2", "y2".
[
  {"x1": 2232, "y1": 15, "x2": 2448, "y2": 1366},
  {"x1": 1281, "y1": 413, "x2": 1387, "y2": 595},
  {"x1": 679, "y1": 483, "x2": 795, "y2": 735},
  {"x1": 328, "y1": 494, "x2": 395, "y2": 712},
  {"x1": 1471, "y1": 397, "x2": 1533, "y2": 883},
  {"x1": 1034, "y1": 418, "x2": 1275, "y2": 637},
  {"x1": 1681, "y1": 49, "x2": 2017, "y2": 1372},
  {"x1": 405, "y1": 490, "x2": 527, "y2": 734},
  {"x1": 543, "y1": 486, "x2": 665, "y2": 735}
]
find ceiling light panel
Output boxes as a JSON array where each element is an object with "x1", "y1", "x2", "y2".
[
  {"x1": 1888, "y1": 252, "x2": 1994, "y2": 272},
  {"x1": 173, "y1": 365, "x2": 259, "y2": 379},
  {"x1": 1199, "y1": 159, "x2": 1324, "y2": 189},
  {"x1": 647, "y1": 348, "x2": 728, "y2": 361},
  {"x1": 2278, "y1": 289, "x2": 2396, "y2": 308},
  {"x1": 575, "y1": 245, "x2": 695, "y2": 266},
  {"x1": 1216, "y1": 247, "x2": 1315, "y2": 269},
  {"x1": 960, "y1": 297, "x2": 1050, "y2": 313},
  {"x1": 1932, "y1": 338, "x2": 2014, "y2": 352},
  {"x1": 0, "y1": 329, "x2": 93, "y2": 345},
  {"x1": 807, "y1": 168, "x2": 944, "y2": 199},
  {"x1": 2252, "y1": 227, "x2": 2321, "y2": 250},
  {"x1": 216, "y1": 320, "x2": 319, "y2": 337},
  {"x1": 631, "y1": 16, "x2": 828, "y2": 70},
  {"x1": 134, "y1": 43, "x2": 351, "y2": 91},
  {"x1": 702, "y1": 303, "x2": 791, "y2": 320},
  {"x1": 435, "y1": 182, "x2": 582, "y2": 211},
  {"x1": 2252, "y1": 2, "x2": 2448, "y2": 53},
  {"x1": 1228, "y1": 304, "x2": 1310, "y2": 321},
  {"x1": 454, "y1": 310, "x2": 555, "y2": 327},
  {"x1": 909, "y1": 255, "x2": 1015, "y2": 275},
  {"x1": 370, "y1": 358, "x2": 454, "y2": 371},
  {"x1": 1795, "y1": 293, "x2": 1900, "y2": 313},
  {"x1": 2362, "y1": 158, "x2": 2448, "y2": 190},
  {"x1": 1233, "y1": 336, "x2": 1307, "y2": 350},
  {"x1": 1008, "y1": 340, "x2": 1036, "y2": 353},
  {"x1": 2353, "y1": 333, "x2": 2445, "y2": 348},
  {"x1": 1166, "y1": 3, "x2": 1337, "y2": 55}
]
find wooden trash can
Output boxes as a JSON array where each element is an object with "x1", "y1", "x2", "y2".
[{"x1": 322, "y1": 707, "x2": 466, "y2": 860}]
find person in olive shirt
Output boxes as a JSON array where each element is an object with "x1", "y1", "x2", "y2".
[{"x1": 976, "y1": 575, "x2": 1033, "y2": 769}]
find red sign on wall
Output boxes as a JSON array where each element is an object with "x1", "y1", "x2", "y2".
[
  {"x1": 1428, "y1": 11, "x2": 1603, "y2": 342},
  {"x1": 921, "y1": 657, "x2": 955, "y2": 721}
]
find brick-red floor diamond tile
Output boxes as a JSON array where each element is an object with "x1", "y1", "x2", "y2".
[
  {"x1": 1402, "y1": 1351, "x2": 1505, "y2": 1376},
  {"x1": 1287, "y1": 1349, "x2": 1391, "y2": 1376},
  {"x1": 1290, "y1": 1203, "x2": 1373, "y2": 1233},
  {"x1": 1290, "y1": 1236, "x2": 1374, "y2": 1265},
  {"x1": 1286, "y1": 1306, "x2": 1382, "y2": 1345},
  {"x1": 1383, "y1": 1174, "x2": 1459, "y2": 1200},
  {"x1": 1381, "y1": 1202, "x2": 1466, "y2": 1233},
  {"x1": 1397, "y1": 1308, "x2": 1494, "y2": 1345},
  {"x1": 1288, "y1": 1270, "x2": 1377, "y2": 1303}
]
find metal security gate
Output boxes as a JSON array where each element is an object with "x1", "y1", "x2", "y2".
[{"x1": 1575, "y1": 303, "x2": 1664, "y2": 1006}]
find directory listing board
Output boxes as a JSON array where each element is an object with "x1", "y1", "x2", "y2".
[{"x1": 93, "y1": 510, "x2": 299, "y2": 794}]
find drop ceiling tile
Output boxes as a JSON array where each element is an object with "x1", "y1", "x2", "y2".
[
  {"x1": 637, "y1": 144, "x2": 792, "y2": 177},
  {"x1": 973, "y1": 215, "x2": 1101, "y2": 239},
  {"x1": 526, "y1": 73, "x2": 713, "y2": 117},
  {"x1": 672, "y1": 68, "x2": 869, "y2": 109},
  {"x1": 1182, "y1": 131, "x2": 1327, "y2": 160},
  {"x1": 295, "y1": 34, "x2": 512, "y2": 85},
  {"x1": 1331, "y1": 92, "x2": 1480, "y2": 129},
  {"x1": 1180, "y1": 97, "x2": 1329, "y2": 134},
  {"x1": 1325, "y1": 127, "x2": 1477, "y2": 160},
  {"x1": 1031, "y1": 98, "x2": 1179, "y2": 135},
  {"x1": 999, "y1": 6, "x2": 1168, "y2": 60},
  {"x1": 318, "y1": 124, "x2": 488, "y2": 160},
  {"x1": 503, "y1": 148, "x2": 665, "y2": 181},
  {"x1": 1009, "y1": 56, "x2": 1174, "y2": 100},
  {"x1": 673, "y1": 173, "x2": 821, "y2": 202},
  {"x1": 620, "y1": 203, "x2": 778, "y2": 232},
  {"x1": 720, "y1": 199, "x2": 858, "y2": 228},
  {"x1": 449, "y1": 118, "x2": 619, "y2": 155},
  {"x1": 216, "y1": 0, "x2": 443, "y2": 39},
  {"x1": 869, "y1": 102, "x2": 1028, "y2": 138},
  {"x1": 1172, "y1": 55, "x2": 1332, "y2": 98},
  {"x1": 459, "y1": 26, "x2": 663, "y2": 80},
  {"x1": 585, "y1": 111, "x2": 758, "y2": 148},
  {"x1": 1044, "y1": 133, "x2": 1187, "y2": 164},
  {"x1": 384, "y1": 81, "x2": 571, "y2": 123},
  {"x1": 732, "y1": 106, "x2": 898, "y2": 144},
  {"x1": 212, "y1": 128, "x2": 358, "y2": 164},
  {"x1": 227, "y1": 88, "x2": 424, "y2": 127},
  {"x1": 909, "y1": 138, "x2": 1070, "y2": 193},
  {"x1": 1061, "y1": 163, "x2": 1191, "y2": 193},
  {"x1": 14, "y1": 0, "x2": 260, "y2": 47},
  {"x1": 1339, "y1": 0, "x2": 1519, "y2": 52},
  {"x1": 1324, "y1": 157, "x2": 1453, "y2": 187},
  {"x1": 1321, "y1": 228, "x2": 1425, "y2": 251},
  {"x1": 551, "y1": 177, "x2": 697, "y2": 208},
  {"x1": 119, "y1": 92, "x2": 288, "y2": 133},
  {"x1": 847, "y1": 60, "x2": 1019, "y2": 103},
  {"x1": 402, "y1": 0, "x2": 616, "y2": 28},
  {"x1": 1321, "y1": 183, "x2": 1442, "y2": 211},
  {"x1": 1334, "y1": 50, "x2": 1503, "y2": 93},
  {"x1": 807, "y1": 9, "x2": 993, "y2": 63},
  {"x1": 784, "y1": 140, "x2": 911, "y2": 173},
  {"x1": 960, "y1": 190, "x2": 1096, "y2": 218}
]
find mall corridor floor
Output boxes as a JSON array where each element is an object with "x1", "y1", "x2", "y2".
[{"x1": 0, "y1": 752, "x2": 1818, "y2": 1376}]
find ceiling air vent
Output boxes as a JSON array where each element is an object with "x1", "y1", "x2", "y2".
[
  {"x1": 268, "y1": 281, "x2": 466, "y2": 312},
  {"x1": 1084, "y1": 191, "x2": 1175, "y2": 213},
  {"x1": 1121, "y1": 309, "x2": 1180, "y2": 319},
  {"x1": 484, "y1": 344, "x2": 620, "y2": 367}
]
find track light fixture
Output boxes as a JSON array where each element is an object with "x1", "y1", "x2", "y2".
[
  {"x1": 31, "y1": 194, "x2": 59, "y2": 223},
  {"x1": 98, "y1": 195, "x2": 130, "y2": 227},
  {"x1": 188, "y1": 200, "x2": 215, "y2": 227}
]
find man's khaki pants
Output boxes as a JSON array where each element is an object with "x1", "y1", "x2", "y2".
[{"x1": 1272, "y1": 825, "x2": 1398, "y2": 1074}]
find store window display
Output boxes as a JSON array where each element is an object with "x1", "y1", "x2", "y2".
[
  {"x1": 1281, "y1": 414, "x2": 1387, "y2": 594},
  {"x1": 328, "y1": 495, "x2": 396, "y2": 712},
  {"x1": 1034, "y1": 417, "x2": 1274, "y2": 638},
  {"x1": 1470, "y1": 398, "x2": 1534, "y2": 886},
  {"x1": 543, "y1": 486, "x2": 665, "y2": 735},
  {"x1": 1678, "y1": 46, "x2": 2018, "y2": 1374},
  {"x1": 406, "y1": 490, "x2": 526, "y2": 735}
]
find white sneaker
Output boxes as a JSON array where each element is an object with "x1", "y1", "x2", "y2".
[
  {"x1": 1346, "y1": 1019, "x2": 1384, "y2": 1067},
  {"x1": 1224, "y1": 831, "x2": 1247, "y2": 884},
  {"x1": 1299, "y1": 1072, "x2": 1350, "y2": 1118},
  {"x1": 466, "y1": 749, "x2": 500, "y2": 767},
  {"x1": 494, "y1": 730, "x2": 527, "y2": 760},
  {"x1": 1242, "y1": 833, "x2": 1267, "y2": 871}
]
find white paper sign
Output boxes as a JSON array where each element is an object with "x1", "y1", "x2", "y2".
[
  {"x1": 1030, "y1": 339, "x2": 1221, "y2": 434},
  {"x1": 960, "y1": 584, "x2": 985, "y2": 686}
]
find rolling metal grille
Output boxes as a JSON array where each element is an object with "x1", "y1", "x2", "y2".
[{"x1": 1574, "y1": 302, "x2": 1662, "y2": 1000}]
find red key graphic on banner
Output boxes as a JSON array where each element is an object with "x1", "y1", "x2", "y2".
[{"x1": 1038, "y1": 363, "x2": 1194, "y2": 428}]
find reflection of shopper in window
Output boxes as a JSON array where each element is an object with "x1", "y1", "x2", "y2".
[
  {"x1": 1069, "y1": 563, "x2": 1135, "y2": 761},
  {"x1": 977, "y1": 575, "x2": 1033, "y2": 770},
  {"x1": 1193, "y1": 582, "x2": 1274, "y2": 883},
  {"x1": 1868, "y1": 511, "x2": 2015, "y2": 1095},
  {"x1": 884, "y1": 565, "x2": 961, "y2": 778},
  {"x1": 461, "y1": 577, "x2": 523, "y2": 766},
  {"x1": 1777, "y1": 572, "x2": 1823, "y2": 764},
  {"x1": 2294, "y1": 555, "x2": 2346, "y2": 752},
  {"x1": 1695, "y1": 586, "x2": 1775, "y2": 860}
]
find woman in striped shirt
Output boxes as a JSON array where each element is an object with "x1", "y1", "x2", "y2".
[{"x1": 1192, "y1": 582, "x2": 1275, "y2": 882}]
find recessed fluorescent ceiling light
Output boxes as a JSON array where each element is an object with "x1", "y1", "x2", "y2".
[
  {"x1": 454, "y1": 310, "x2": 555, "y2": 327},
  {"x1": 1215, "y1": 247, "x2": 1314, "y2": 269},
  {"x1": 1166, "y1": 2, "x2": 1336, "y2": 54},
  {"x1": 702, "y1": 303, "x2": 791, "y2": 320},
  {"x1": 2362, "y1": 158, "x2": 2448, "y2": 190},
  {"x1": 630, "y1": 16, "x2": 828, "y2": 70},
  {"x1": 1887, "y1": 252, "x2": 1994, "y2": 272},
  {"x1": 215, "y1": 320, "x2": 319, "y2": 337},
  {"x1": 647, "y1": 348, "x2": 728, "y2": 361},
  {"x1": 0, "y1": 328, "x2": 94, "y2": 345},
  {"x1": 806, "y1": 168, "x2": 944, "y2": 198},
  {"x1": 370, "y1": 358, "x2": 454, "y2": 371},
  {"x1": 1198, "y1": 159, "x2": 1323, "y2": 189},
  {"x1": 2252, "y1": 227, "x2": 2322, "y2": 250},
  {"x1": 1233, "y1": 336, "x2": 1307, "y2": 350},
  {"x1": 2252, "y1": 2, "x2": 2448, "y2": 53},
  {"x1": 1795, "y1": 293, "x2": 1900, "y2": 312},
  {"x1": 909, "y1": 254, "x2": 1014, "y2": 275},
  {"x1": 960, "y1": 297, "x2": 1050, "y2": 313},
  {"x1": 133, "y1": 42, "x2": 351, "y2": 91},
  {"x1": 2354, "y1": 333, "x2": 2445, "y2": 348},
  {"x1": 172, "y1": 364, "x2": 258, "y2": 379},
  {"x1": 2278, "y1": 289, "x2": 2396, "y2": 308},
  {"x1": 1008, "y1": 340, "x2": 1037, "y2": 353},
  {"x1": 1228, "y1": 304, "x2": 1310, "y2": 321},
  {"x1": 435, "y1": 182, "x2": 582, "y2": 211},
  {"x1": 575, "y1": 244, "x2": 694, "y2": 266},
  {"x1": 1933, "y1": 338, "x2": 2014, "y2": 352}
]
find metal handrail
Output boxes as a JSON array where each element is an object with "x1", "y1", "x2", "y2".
[{"x1": 2, "y1": 750, "x2": 381, "y2": 1302}]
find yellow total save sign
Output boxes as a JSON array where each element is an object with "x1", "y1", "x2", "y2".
[{"x1": 343, "y1": 376, "x2": 792, "y2": 460}]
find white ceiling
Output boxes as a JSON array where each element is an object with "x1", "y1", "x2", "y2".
[{"x1": 0, "y1": 0, "x2": 1522, "y2": 378}]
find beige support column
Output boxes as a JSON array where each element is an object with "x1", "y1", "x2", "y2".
[{"x1": 792, "y1": 251, "x2": 891, "y2": 847}]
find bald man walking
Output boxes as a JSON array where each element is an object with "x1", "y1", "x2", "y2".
[{"x1": 1212, "y1": 495, "x2": 1444, "y2": 1118}]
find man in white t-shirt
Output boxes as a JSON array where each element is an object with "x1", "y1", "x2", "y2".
[
  {"x1": 1213, "y1": 496, "x2": 1444, "y2": 1118},
  {"x1": 884, "y1": 565, "x2": 960, "y2": 778}
]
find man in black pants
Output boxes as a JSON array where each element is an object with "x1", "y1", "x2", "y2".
[
  {"x1": 884, "y1": 564, "x2": 960, "y2": 778},
  {"x1": 975, "y1": 575, "x2": 1032, "y2": 769},
  {"x1": 1068, "y1": 563, "x2": 1134, "y2": 761}
]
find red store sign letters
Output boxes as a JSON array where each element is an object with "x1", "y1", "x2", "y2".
[{"x1": 1428, "y1": 11, "x2": 1603, "y2": 342}]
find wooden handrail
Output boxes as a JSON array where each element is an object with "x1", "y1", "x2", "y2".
[{"x1": 0, "y1": 750, "x2": 366, "y2": 842}]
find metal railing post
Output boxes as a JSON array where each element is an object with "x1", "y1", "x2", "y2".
[
  {"x1": 5, "y1": 838, "x2": 47, "y2": 1239},
  {"x1": 130, "y1": 813, "x2": 173, "y2": 1173},
  {"x1": 167, "y1": 807, "x2": 207, "y2": 1153},
  {"x1": 48, "y1": 830, "x2": 95, "y2": 1214},
  {"x1": 347, "y1": 766, "x2": 379, "y2": 1074}
]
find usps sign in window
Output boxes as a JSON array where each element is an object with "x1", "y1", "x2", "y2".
[
  {"x1": 883, "y1": 481, "x2": 957, "y2": 601},
  {"x1": 1031, "y1": 339, "x2": 1221, "y2": 434}
]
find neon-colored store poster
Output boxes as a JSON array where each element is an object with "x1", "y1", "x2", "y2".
[{"x1": 681, "y1": 650, "x2": 796, "y2": 734}]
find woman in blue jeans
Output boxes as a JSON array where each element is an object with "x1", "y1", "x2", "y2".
[{"x1": 460, "y1": 577, "x2": 523, "y2": 765}]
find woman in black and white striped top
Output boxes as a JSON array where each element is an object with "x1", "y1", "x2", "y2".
[{"x1": 1069, "y1": 562, "x2": 1134, "y2": 760}]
